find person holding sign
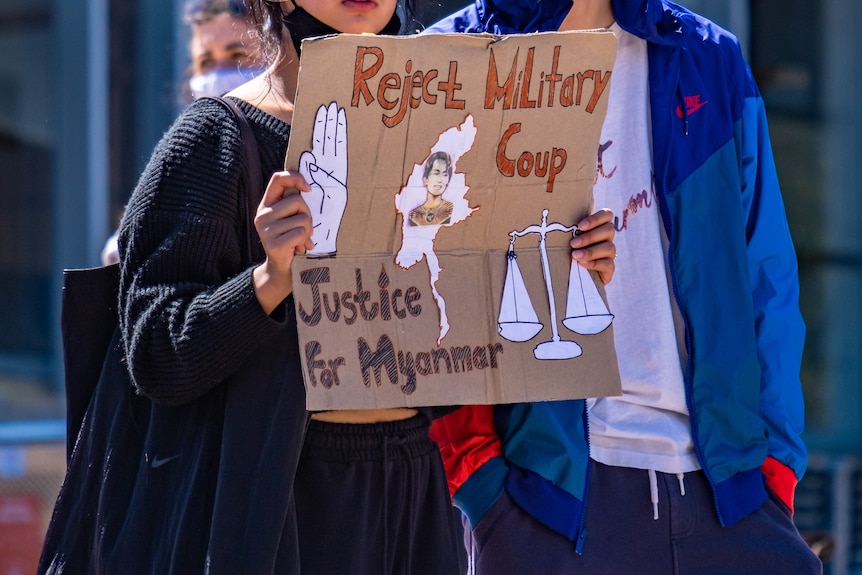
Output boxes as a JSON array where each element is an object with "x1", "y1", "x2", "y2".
[
  {"x1": 427, "y1": 1, "x2": 820, "y2": 574},
  {"x1": 113, "y1": 0, "x2": 500, "y2": 573}
]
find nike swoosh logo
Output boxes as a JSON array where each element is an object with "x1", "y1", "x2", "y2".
[
  {"x1": 151, "y1": 454, "x2": 181, "y2": 468},
  {"x1": 676, "y1": 99, "x2": 709, "y2": 118}
]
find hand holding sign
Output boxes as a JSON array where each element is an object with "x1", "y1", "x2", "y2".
[{"x1": 300, "y1": 102, "x2": 348, "y2": 255}]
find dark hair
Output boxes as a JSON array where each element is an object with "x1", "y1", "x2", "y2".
[
  {"x1": 423, "y1": 151, "x2": 453, "y2": 179},
  {"x1": 184, "y1": 0, "x2": 250, "y2": 26},
  {"x1": 243, "y1": 0, "x2": 416, "y2": 66}
]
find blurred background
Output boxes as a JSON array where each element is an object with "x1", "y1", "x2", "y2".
[{"x1": 0, "y1": 0, "x2": 858, "y2": 572}]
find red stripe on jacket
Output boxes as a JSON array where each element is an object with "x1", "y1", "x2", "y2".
[{"x1": 430, "y1": 405, "x2": 501, "y2": 498}]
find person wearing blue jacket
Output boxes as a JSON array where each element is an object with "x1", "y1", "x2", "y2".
[{"x1": 426, "y1": 1, "x2": 822, "y2": 573}]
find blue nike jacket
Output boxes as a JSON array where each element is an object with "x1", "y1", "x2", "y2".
[{"x1": 426, "y1": 0, "x2": 807, "y2": 547}]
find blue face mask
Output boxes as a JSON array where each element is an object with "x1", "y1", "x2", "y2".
[{"x1": 188, "y1": 66, "x2": 265, "y2": 99}]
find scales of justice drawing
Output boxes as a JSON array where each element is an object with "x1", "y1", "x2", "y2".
[{"x1": 497, "y1": 209, "x2": 614, "y2": 360}]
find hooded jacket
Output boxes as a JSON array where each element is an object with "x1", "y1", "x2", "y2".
[{"x1": 426, "y1": 0, "x2": 807, "y2": 547}]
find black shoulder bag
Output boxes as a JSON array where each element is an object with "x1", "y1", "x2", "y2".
[{"x1": 39, "y1": 97, "x2": 309, "y2": 575}]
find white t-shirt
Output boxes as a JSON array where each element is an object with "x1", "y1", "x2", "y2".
[{"x1": 587, "y1": 23, "x2": 700, "y2": 474}]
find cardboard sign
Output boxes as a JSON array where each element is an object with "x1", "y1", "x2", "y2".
[{"x1": 286, "y1": 31, "x2": 622, "y2": 410}]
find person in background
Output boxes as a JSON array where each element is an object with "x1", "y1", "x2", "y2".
[
  {"x1": 101, "y1": 0, "x2": 265, "y2": 266},
  {"x1": 426, "y1": 1, "x2": 821, "y2": 574},
  {"x1": 184, "y1": 0, "x2": 266, "y2": 101}
]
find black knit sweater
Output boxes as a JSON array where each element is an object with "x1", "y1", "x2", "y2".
[
  {"x1": 118, "y1": 97, "x2": 453, "y2": 423},
  {"x1": 118, "y1": 97, "x2": 295, "y2": 405}
]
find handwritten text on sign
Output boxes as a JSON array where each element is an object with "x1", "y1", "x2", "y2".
[{"x1": 351, "y1": 44, "x2": 611, "y2": 193}]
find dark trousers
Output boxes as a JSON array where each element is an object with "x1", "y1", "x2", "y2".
[
  {"x1": 465, "y1": 460, "x2": 822, "y2": 575},
  {"x1": 295, "y1": 416, "x2": 462, "y2": 575}
]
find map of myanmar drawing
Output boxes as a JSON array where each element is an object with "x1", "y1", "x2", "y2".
[{"x1": 395, "y1": 115, "x2": 478, "y2": 343}]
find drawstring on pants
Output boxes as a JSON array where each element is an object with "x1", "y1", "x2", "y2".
[
  {"x1": 647, "y1": 469, "x2": 687, "y2": 520},
  {"x1": 648, "y1": 469, "x2": 659, "y2": 520}
]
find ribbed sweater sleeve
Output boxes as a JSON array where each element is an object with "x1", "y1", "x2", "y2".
[{"x1": 118, "y1": 97, "x2": 293, "y2": 405}]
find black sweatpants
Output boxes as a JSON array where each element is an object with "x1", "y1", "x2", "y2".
[{"x1": 295, "y1": 415, "x2": 462, "y2": 575}]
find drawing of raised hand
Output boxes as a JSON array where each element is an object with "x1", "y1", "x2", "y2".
[{"x1": 300, "y1": 102, "x2": 348, "y2": 256}]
